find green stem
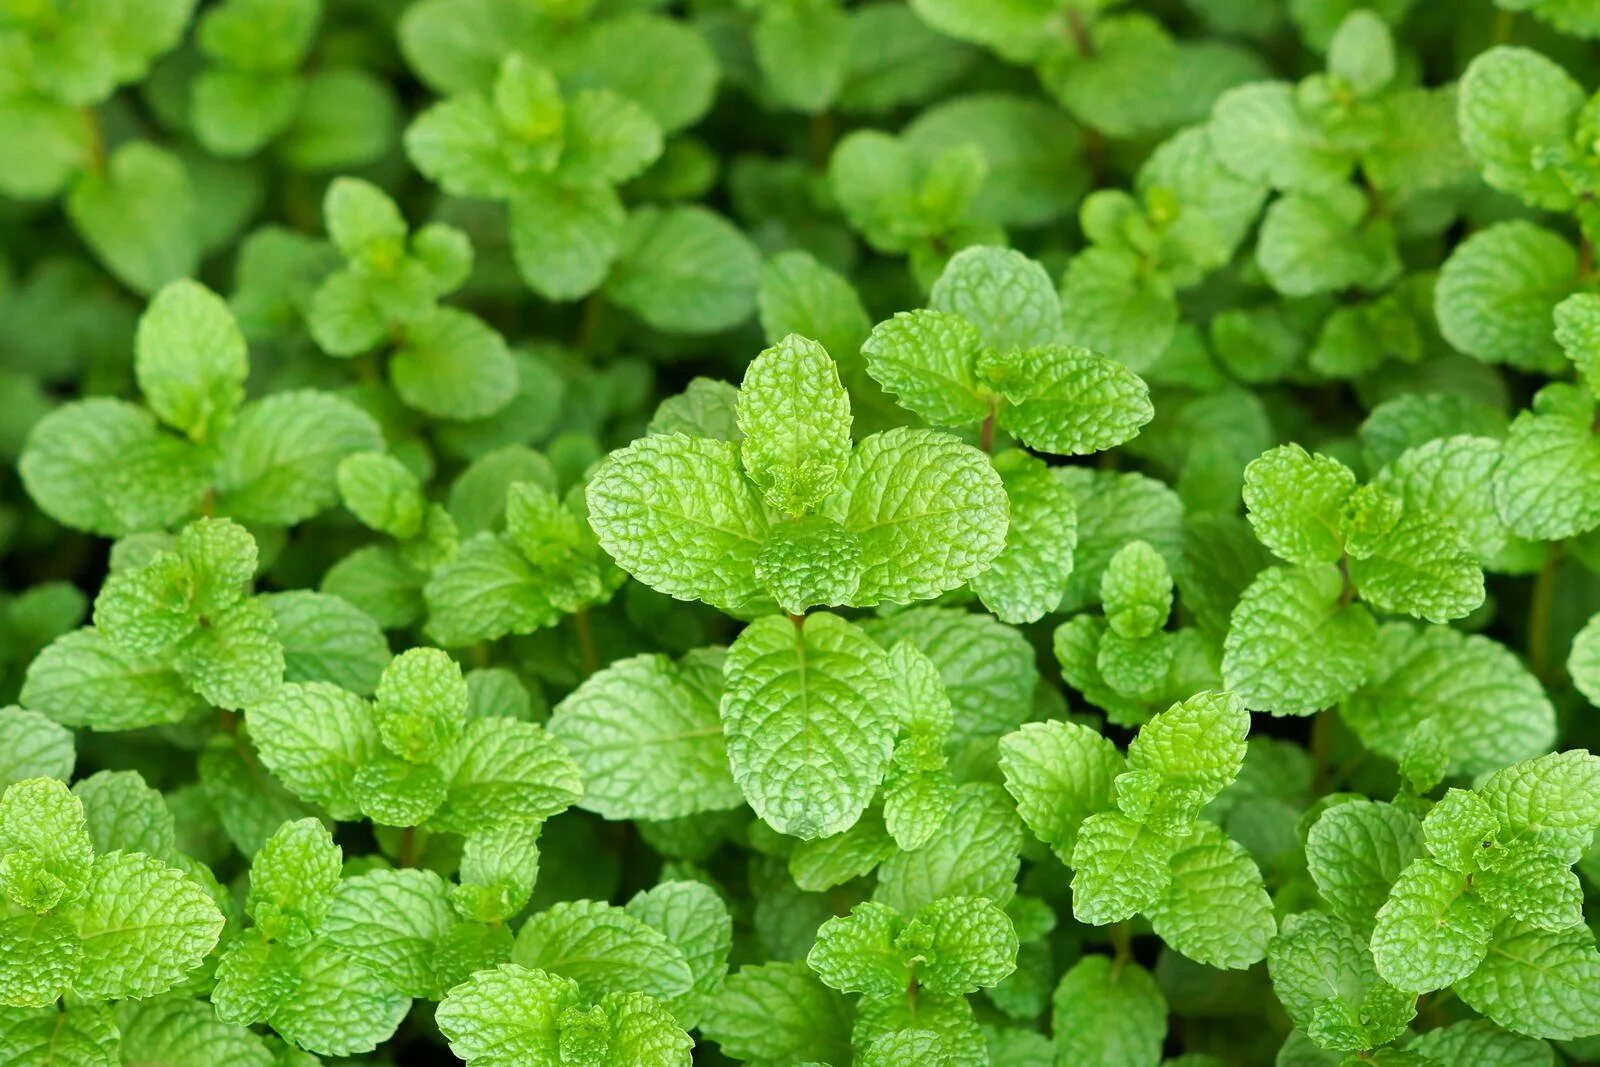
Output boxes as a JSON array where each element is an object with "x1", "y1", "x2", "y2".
[
  {"x1": 1065, "y1": 8, "x2": 1094, "y2": 57},
  {"x1": 1310, "y1": 710, "x2": 1333, "y2": 792},
  {"x1": 979, "y1": 400, "x2": 997, "y2": 453},
  {"x1": 573, "y1": 607, "x2": 599, "y2": 677},
  {"x1": 79, "y1": 107, "x2": 104, "y2": 175},
  {"x1": 1528, "y1": 542, "x2": 1563, "y2": 684},
  {"x1": 398, "y1": 826, "x2": 418, "y2": 868},
  {"x1": 575, "y1": 290, "x2": 605, "y2": 354},
  {"x1": 1491, "y1": 5, "x2": 1515, "y2": 44},
  {"x1": 809, "y1": 110, "x2": 835, "y2": 170},
  {"x1": 1108, "y1": 922, "x2": 1132, "y2": 976}
]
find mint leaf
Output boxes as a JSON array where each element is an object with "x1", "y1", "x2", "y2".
[
  {"x1": 550, "y1": 651, "x2": 742, "y2": 821},
  {"x1": 721, "y1": 612, "x2": 893, "y2": 839}
]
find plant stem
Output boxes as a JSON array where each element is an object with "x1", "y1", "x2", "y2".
[
  {"x1": 1528, "y1": 542, "x2": 1563, "y2": 684},
  {"x1": 1109, "y1": 922, "x2": 1132, "y2": 976},
  {"x1": 1310, "y1": 710, "x2": 1333, "y2": 792},
  {"x1": 398, "y1": 826, "x2": 418, "y2": 868},
  {"x1": 1491, "y1": 5, "x2": 1515, "y2": 43},
  {"x1": 575, "y1": 291, "x2": 605, "y2": 354},
  {"x1": 979, "y1": 400, "x2": 997, "y2": 453},
  {"x1": 1066, "y1": 8, "x2": 1094, "y2": 57},
  {"x1": 79, "y1": 107, "x2": 104, "y2": 175},
  {"x1": 809, "y1": 110, "x2": 835, "y2": 170},
  {"x1": 573, "y1": 607, "x2": 599, "y2": 677}
]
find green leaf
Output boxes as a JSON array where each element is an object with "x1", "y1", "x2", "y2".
[
  {"x1": 337, "y1": 452, "x2": 426, "y2": 540},
  {"x1": 736, "y1": 335, "x2": 853, "y2": 515},
  {"x1": 970, "y1": 449, "x2": 1077, "y2": 624},
  {"x1": 1478, "y1": 750, "x2": 1600, "y2": 862},
  {"x1": 1347, "y1": 512, "x2": 1484, "y2": 623},
  {"x1": 929, "y1": 245, "x2": 1062, "y2": 353},
  {"x1": 913, "y1": 896, "x2": 1019, "y2": 994},
  {"x1": 117, "y1": 997, "x2": 276, "y2": 1067},
  {"x1": 999, "y1": 718, "x2": 1123, "y2": 862},
  {"x1": 586, "y1": 434, "x2": 769, "y2": 614},
  {"x1": 992, "y1": 345, "x2": 1154, "y2": 456},
  {"x1": 1058, "y1": 247, "x2": 1180, "y2": 375},
  {"x1": 72, "y1": 770, "x2": 174, "y2": 859},
  {"x1": 1256, "y1": 187, "x2": 1398, "y2": 298},
  {"x1": 1123, "y1": 690, "x2": 1249, "y2": 830},
  {"x1": 550, "y1": 651, "x2": 743, "y2": 821},
  {"x1": 373, "y1": 647, "x2": 467, "y2": 764},
  {"x1": 23, "y1": 626, "x2": 202, "y2": 731},
  {"x1": 1406, "y1": 1018, "x2": 1558, "y2": 1067},
  {"x1": 1375, "y1": 435, "x2": 1532, "y2": 572},
  {"x1": 875, "y1": 784, "x2": 1023, "y2": 914},
  {"x1": 700, "y1": 961, "x2": 853, "y2": 1066},
  {"x1": 1493, "y1": 384, "x2": 1600, "y2": 540},
  {"x1": 1458, "y1": 46, "x2": 1583, "y2": 210},
  {"x1": 869, "y1": 607, "x2": 1037, "y2": 740},
  {"x1": 806, "y1": 900, "x2": 904, "y2": 998},
  {"x1": 435, "y1": 963, "x2": 582, "y2": 1067},
  {"x1": 903, "y1": 94, "x2": 1088, "y2": 229},
  {"x1": 0, "y1": 708, "x2": 74, "y2": 789},
  {"x1": 1436, "y1": 221, "x2": 1576, "y2": 373},
  {"x1": 323, "y1": 868, "x2": 463, "y2": 998},
  {"x1": 1051, "y1": 955, "x2": 1166, "y2": 1067},
  {"x1": 0, "y1": 98, "x2": 94, "y2": 200},
  {"x1": 1370, "y1": 859, "x2": 1494, "y2": 992},
  {"x1": 190, "y1": 69, "x2": 302, "y2": 157},
  {"x1": 757, "y1": 251, "x2": 872, "y2": 368},
  {"x1": 1223, "y1": 564, "x2": 1378, "y2": 716},
  {"x1": 215, "y1": 390, "x2": 385, "y2": 526},
  {"x1": 1341, "y1": 623, "x2": 1555, "y2": 777},
  {"x1": 508, "y1": 184, "x2": 625, "y2": 303},
  {"x1": 624, "y1": 880, "x2": 732, "y2": 1029},
  {"x1": 1556, "y1": 292, "x2": 1600, "y2": 399},
  {"x1": 1475, "y1": 846, "x2": 1583, "y2": 932},
  {"x1": 430, "y1": 718, "x2": 583, "y2": 831},
  {"x1": 0, "y1": 1002, "x2": 118, "y2": 1065},
  {"x1": 1327, "y1": 10, "x2": 1394, "y2": 96},
  {"x1": 278, "y1": 68, "x2": 399, "y2": 172},
  {"x1": 1148, "y1": 821, "x2": 1274, "y2": 969},
  {"x1": 262, "y1": 591, "x2": 391, "y2": 696},
  {"x1": 391, "y1": 308, "x2": 518, "y2": 422},
  {"x1": 66, "y1": 143, "x2": 199, "y2": 295},
  {"x1": 1070, "y1": 811, "x2": 1174, "y2": 925},
  {"x1": 1455, "y1": 920, "x2": 1600, "y2": 1040},
  {"x1": 1209, "y1": 81, "x2": 1349, "y2": 192},
  {"x1": 1306, "y1": 799, "x2": 1426, "y2": 933},
  {"x1": 511, "y1": 899, "x2": 693, "y2": 1001},
  {"x1": 861, "y1": 309, "x2": 989, "y2": 428},
  {"x1": 721, "y1": 612, "x2": 893, "y2": 839},
  {"x1": 1569, "y1": 611, "x2": 1600, "y2": 710},
  {"x1": 72, "y1": 850, "x2": 225, "y2": 1000},
  {"x1": 19, "y1": 399, "x2": 209, "y2": 537},
  {"x1": 0, "y1": 914, "x2": 78, "y2": 1005},
  {"x1": 0, "y1": 777, "x2": 93, "y2": 913},
  {"x1": 247, "y1": 818, "x2": 340, "y2": 944},
  {"x1": 252, "y1": 936, "x2": 409, "y2": 1055},
  {"x1": 559, "y1": 89, "x2": 663, "y2": 186},
  {"x1": 134, "y1": 280, "x2": 248, "y2": 443},
  {"x1": 606, "y1": 206, "x2": 761, "y2": 335},
  {"x1": 247, "y1": 681, "x2": 383, "y2": 820},
  {"x1": 753, "y1": 0, "x2": 850, "y2": 113},
  {"x1": 754, "y1": 515, "x2": 864, "y2": 615},
  {"x1": 823, "y1": 427, "x2": 1007, "y2": 605},
  {"x1": 1101, "y1": 540, "x2": 1172, "y2": 639},
  {"x1": 1268, "y1": 910, "x2": 1413, "y2": 1052},
  {"x1": 1242, "y1": 444, "x2": 1357, "y2": 566}
]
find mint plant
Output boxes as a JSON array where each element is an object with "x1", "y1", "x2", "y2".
[{"x1": 11, "y1": 2, "x2": 1600, "y2": 1064}]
